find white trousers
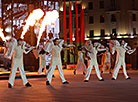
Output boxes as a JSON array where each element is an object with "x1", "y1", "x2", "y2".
[
  {"x1": 85, "y1": 60, "x2": 102, "y2": 80},
  {"x1": 112, "y1": 60, "x2": 129, "y2": 79},
  {"x1": 47, "y1": 62, "x2": 66, "y2": 83},
  {"x1": 8, "y1": 58, "x2": 28, "y2": 86},
  {"x1": 38, "y1": 64, "x2": 46, "y2": 75}
]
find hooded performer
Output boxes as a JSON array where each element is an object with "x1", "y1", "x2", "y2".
[
  {"x1": 8, "y1": 38, "x2": 34, "y2": 88},
  {"x1": 84, "y1": 40, "x2": 106, "y2": 82},
  {"x1": 112, "y1": 40, "x2": 136, "y2": 80},
  {"x1": 4, "y1": 37, "x2": 17, "y2": 59}
]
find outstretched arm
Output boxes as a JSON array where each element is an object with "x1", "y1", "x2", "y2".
[
  {"x1": 24, "y1": 46, "x2": 35, "y2": 54},
  {"x1": 97, "y1": 45, "x2": 106, "y2": 52},
  {"x1": 127, "y1": 48, "x2": 136, "y2": 55}
]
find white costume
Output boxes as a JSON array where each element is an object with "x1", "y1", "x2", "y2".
[
  {"x1": 38, "y1": 54, "x2": 46, "y2": 75},
  {"x1": 102, "y1": 49, "x2": 111, "y2": 72},
  {"x1": 112, "y1": 41, "x2": 135, "y2": 79},
  {"x1": 43, "y1": 39, "x2": 54, "y2": 53},
  {"x1": 47, "y1": 40, "x2": 67, "y2": 83},
  {"x1": 75, "y1": 51, "x2": 87, "y2": 72},
  {"x1": 85, "y1": 42, "x2": 106, "y2": 81},
  {"x1": 4, "y1": 38, "x2": 17, "y2": 59},
  {"x1": 8, "y1": 43, "x2": 33, "y2": 86}
]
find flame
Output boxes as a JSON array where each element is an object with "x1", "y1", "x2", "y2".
[
  {"x1": 20, "y1": 9, "x2": 44, "y2": 39},
  {"x1": 0, "y1": 28, "x2": 6, "y2": 42},
  {"x1": 37, "y1": 10, "x2": 59, "y2": 46}
]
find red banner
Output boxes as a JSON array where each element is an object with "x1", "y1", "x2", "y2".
[
  {"x1": 69, "y1": 0, "x2": 73, "y2": 43},
  {"x1": 80, "y1": 1, "x2": 85, "y2": 43},
  {"x1": 75, "y1": 0, "x2": 79, "y2": 43},
  {"x1": 63, "y1": 0, "x2": 67, "y2": 41}
]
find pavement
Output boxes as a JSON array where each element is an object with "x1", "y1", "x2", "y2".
[{"x1": 0, "y1": 70, "x2": 138, "y2": 102}]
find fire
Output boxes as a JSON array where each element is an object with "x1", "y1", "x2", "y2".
[
  {"x1": 37, "y1": 10, "x2": 59, "y2": 46},
  {"x1": 20, "y1": 9, "x2": 44, "y2": 39},
  {"x1": 0, "y1": 28, "x2": 6, "y2": 42}
]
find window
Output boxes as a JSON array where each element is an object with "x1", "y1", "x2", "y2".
[
  {"x1": 100, "y1": 0, "x2": 104, "y2": 9},
  {"x1": 133, "y1": 28, "x2": 136, "y2": 34},
  {"x1": 88, "y1": 2, "x2": 93, "y2": 10},
  {"x1": 89, "y1": 16, "x2": 94, "y2": 24},
  {"x1": 111, "y1": 14, "x2": 116, "y2": 22},
  {"x1": 78, "y1": 17, "x2": 80, "y2": 28},
  {"x1": 77, "y1": 4, "x2": 81, "y2": 13},
  {"x1": 101, "y1": 29, "x2": 105, "y2": 37},
  {"x1": 132, "y1": 0, "x2": 135, "y2": 9},
  {"x1": 74, "y1": 16, "x2": 80, "y2": 28},
  {"x1": 111, "y1": 0, "x2": 116, "y2": 10},
  {"x1": 132, "y1": 14, "x2": 136, "y2": 21},
  {"x1": 66, "y1": 17, "x2": 69, "y2": 29},
  {"x1": 89, "y1": 30, "x2": 94, "y2": 37},
  {"x1": 100, "y1": 15, "x2": 104, "y2": 23},
  {"x1": 112, "y1": 29, "x2": 117, "y2": 36}
]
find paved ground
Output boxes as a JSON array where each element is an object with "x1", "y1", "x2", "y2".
[{"x1": 0, "y1": 70, "x2": 138, "y2": 102}]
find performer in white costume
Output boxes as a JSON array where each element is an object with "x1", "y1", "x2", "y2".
[
  {"x1": 101, "y1": 48, "x2": 111, "y2": 73},
  {"x1": 43, "y1": 32, "x2": 54, "y2": 54},
  {"x1": 74, "y1": 47, "x2": 87, "y2": 75},
  {"x1": 8, "y1": 38, "x2": 34, "y2": 88},
  {"x1": 112, "y1": 40, "x2": 136, "y2": 80},
  {"x1": 43, "y1": 32, "x2": 55, "y2": 77},
  {"x1": 84, "y1": 40, "x2": 106, "y2": 82},
  {"x1": 46, "y1": 38, "x2": 74, "y2": 85},
  {"x1": 38, "y1": 53, "x2": 47, "y2": 75}
]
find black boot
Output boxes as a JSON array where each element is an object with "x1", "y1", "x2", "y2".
[
  {"x1": 46, "y1": 81, "x2": 50, "y2": 85},
  {"x1": 8, "y1": 83, "x2": 12, "y2": 88},
  {"x1": 25, "y1": 82, "x2": 32, "y2": 87},
  {"x1": 99, "y1": 79, "x2": 104, "y2": 81},
  {"x1": 73, "y1": 70, "x2": 76, "y2": 75},
  {"x1": 111, "y1": 78, "x2": 116, "y2": 80},
  {"x1": 126, "y1": 77, "x2": 131, "y2": 80},
  {"x1": 63, "y1": 81, "x2": 69, "y2": 84},
  {"x1": 52, "y1": 75, "x2": 55, "y2": 78},
  {"x1": 84, "y1": 80, "x2": 89, "y2": 82}
]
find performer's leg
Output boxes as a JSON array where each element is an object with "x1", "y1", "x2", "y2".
[
  {"x1": 85, "y1": 63, "x2": 93, "y2": 81},
  {"x1": 47, "y1": 64, "x2": 56, "y2": 83},
  {"x1": 19, "y1": 63, "x2": 28, "y2": 85},
  {"x1": 44, "y1": 65, "x2": 47, "y2": 75},
  {"x1": 109, "y1": 61, "x2": 112, "y2": 73},
  {"x1": 122, "y1": 63, "x2": 129, "y2": 79},
  {"x1": 103, "y1": 63, "x2": 106, "y2": 72},
  {"x1": 112, "y1": 63, "x2": 121, "y2": 79},
  {"x1": 94, "y1": 64, "x2": 103, "y2": 80},
  {"x1": 57, "y1": 64, "x2": 66, "y2": 83},
  {"x1": 38, "y1": 64, "x2": 43, "y2": 75},
  {"x1": 8, "y1": 65, "x2": 17, "y2": 86}
]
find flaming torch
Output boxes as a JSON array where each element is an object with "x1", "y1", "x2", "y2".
[
  {"x1": 37, "y1": 10, "x2": 59, "y2": 46},
  {"x1": 20, "y1": 9, "x2": 44, "y2": 39},
  {"x1": 0, "y1": 28, "x2": 6, "y2": 42}
]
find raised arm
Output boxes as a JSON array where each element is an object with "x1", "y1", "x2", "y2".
[
  {"x1": 24, "y1": 46, "x2": 35, "y2": 54},
  {"x1": 43, "y1": 41, "x2": 53, "y2": 53},
  {"x1": 96, "y1": 44, "x2": 106, "y2": 52},
  {"x1": 59, "y1": 39, "x2": 64, "y2": 48},
  {"x1": 127, "y1": 48, "x2": 136, "y2": 55}
]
